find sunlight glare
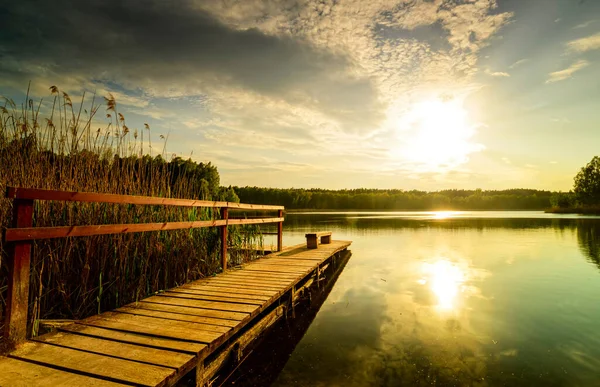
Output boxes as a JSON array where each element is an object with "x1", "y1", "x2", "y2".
[
  {"x1": 392, "y1": 97, "x2": 484, "y2": 171},
  {"x1": 420, "y1": 260, "x2": 466, "y2": 311},
  {"x1": 433, "y1": 211, "x2": 454, "y2": 219}
]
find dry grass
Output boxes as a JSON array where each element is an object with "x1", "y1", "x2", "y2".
[{"x1": 0, "y1": 85, "x2": 265, "y2": 340}]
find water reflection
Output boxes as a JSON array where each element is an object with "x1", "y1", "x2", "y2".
[
  {"x1": 577, "y1": 221, "x2": 600, "y2": 269},
  {"x1": 270, "y1": 213, "x2": 600, "y2": 386},
  {"x1": 432, "y1": 210, "x2": 456, "y2": 219},
  {"x1": 419, "y1": 259, "x2": 466, "y2": 311}
]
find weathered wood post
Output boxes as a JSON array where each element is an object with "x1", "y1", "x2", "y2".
[
  {"x1": 220, "y1": 207, "x2": 228, "y2": 271},
  {"x1": 3, "y1": 195, "x2": 34, "y2": 347},
  {"x1": 277, "y1": 209, "x2": 283, "y2": 252}
]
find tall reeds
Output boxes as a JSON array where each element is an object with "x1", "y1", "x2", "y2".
[{"x1": 0, "y1": 85, "x2": 264, "y2": 341}]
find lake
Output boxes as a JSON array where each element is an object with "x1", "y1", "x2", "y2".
[{"x1": 266, "y1": 211, "x2": 600, "y2": 386}]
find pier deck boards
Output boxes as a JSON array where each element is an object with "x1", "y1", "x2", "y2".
[{"x1": 0, "y1": 240, "x2": 351, "y2": 387}]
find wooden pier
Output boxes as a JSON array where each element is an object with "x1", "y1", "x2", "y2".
[{"x1": 0, "y1": 187, "x2": 351, "y2": 386}]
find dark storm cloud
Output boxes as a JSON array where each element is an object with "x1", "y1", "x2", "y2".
[{"x1": 0, "y1": 0, "x2": 381, "y2": 130}]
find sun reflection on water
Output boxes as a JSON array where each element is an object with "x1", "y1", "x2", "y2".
[
  {"x1": 419, "y1": 260, "x2": 466, "y2": 310},
  {"x1": 432, "y1": 211, "x2": 455, "y2": 219}
]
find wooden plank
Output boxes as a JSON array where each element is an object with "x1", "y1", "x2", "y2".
[
  {"x1": 263, "y1": 254, "x2": 329, "y2": 260},
  {"x1": 116, "y1": 306, "x2": 236, "y2": 329},
  {"x1": 246, "y1": 261, "x2": 312, "y2": 270},
  {"x1": 5, "y1": 218, "x2": 284, "y2": 242},
  {"x1": 167, "y1": 288, "x2": 271, "y2": 302},
  {"x1": 203, "y1": 280, "x2": 287, "y2": 291},
  {"x1": 136, "y1": 301, "x2": 248, "y2": 321},
  {"x1": 0, "y1": 356, "x2": 125, "y2": 387},
  {"x1": 185, "y1": 283, "x2": 283, "y2": 296},
  {"x1": 220, "y1": 273, "x2": 300, "y2": 283},
  {"x1": 223, "y1": 271, "x2": 300, "y2": 280},
  {"x1": 197, "y1": 282, "x2": 284, "y2": 293},
  {"x1": 33, "y1": 331, "x2": 193, "y2": 369},
  {"x1": 260, "y1": 257, "x2": 326, "y2": 262},
  {"x1": 225, "y1": 270, "x2": 302, "y2": 282},
  {"x1": 162, "y1": 291, "x2": 265, "y2": 306},
  {"x1": 60, "y1": 324, "x2": 205, "y2": 354},
  {"x1": 246, "y1": 261, "x2": 314, "y2": 270},
  {"x1": 225, "y1": 269, "x2": 300, "y2": 278},
  {"x1": 277, "y1": 253, "x2": 328, "y2": 258},
  {"x1": 233, "y1": 262, "x2": 305, "y2": 271},
  {"x1": 88, "y1": 312, "x2": 228, "y2": 337},
  {"x1": 145, "y1": 296, "x2": 257, "y2": 314},
  {"x1": 3, "y1": 198, "x2": 33, "y2": 347},
  {"x1": 248, "y1": 260, "x2": 319, "y2": 268},
  {"x1": 114, "y1": 308, "x2": 231, "y2": 333},
  {"x1": 182, "y1": 284, "x2": 278, "y2": 297},
  {"x1": 202, "y1": 279, "x2": 286, "y2": 290},
  {"x1": 10, "y1": 341, "x2": 175, "y2": 386},
  {"x1": 80, "y1": 314, "x2": 221, "y2": 344},
  {"x1": 6, "y1": 187, "x2": 284, "y2": 210},
  {"x1": 242, "y1": 265, "x2": 312, "y2": 274},
  {"x1": 214, "y1": 274, "x2": 293, "y2": 284}
]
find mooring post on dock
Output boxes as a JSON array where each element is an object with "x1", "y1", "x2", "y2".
[
  {"x1": 3, "y1": 194, "x2": 34, "y2": 348},
  {"x1": 220, "y1": 207, "x2": 228, "y2": 271},
  {"x1": 277, "y1": 209, "x2": 283, "y2": 252}
]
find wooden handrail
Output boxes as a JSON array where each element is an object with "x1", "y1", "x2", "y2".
[
  {"x1": 5, "y1": 187, "x2": 284, "y2": 210},
  {"x1": 1, "y1": 187, "x2": 285, "y2": 348},
  {"x1": 4, "y1": 217, "x2": 285, "y2": 242}
]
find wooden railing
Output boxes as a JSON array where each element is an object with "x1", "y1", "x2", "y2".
[{"x1": 2, "y1": 187, "x2": 284, "y2": 347}]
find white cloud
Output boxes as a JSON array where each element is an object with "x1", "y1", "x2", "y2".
[
  {"x1": 546, "y1": 60, "x2": 590, "y2": 84},
  {"x1": 509, "y1": 58, "x2": 529, "y2": 69},
  {"x1": 573, "y1": 20, "x2": 597, "y2": 30},
  {"x1": 485, "y1": 68, "x2": 510, "y2": 77},
  {"x1": 567, "y1": 32, "x2": 600, "y2": 53}
]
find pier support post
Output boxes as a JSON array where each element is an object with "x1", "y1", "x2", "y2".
[
  {"x1": 220, "y1": 208, "x2": 228, "y2": 272},
  {"x1": 195, "y1": 360, "x2": 207, "y2": 387},
  {"x1": 3, "y1": 198, "x2": 34, "y2": 348},
  {"x1": 277, "y1": 209, "x2": 283, "y2": 252}
]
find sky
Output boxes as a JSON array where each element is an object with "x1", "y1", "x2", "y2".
[{"x1": 1, "y1": 0, "x2": 600, "y2": 191}]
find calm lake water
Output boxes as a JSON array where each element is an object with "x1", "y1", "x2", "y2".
[{"x1": 267, "y1": 211, "x2": 600, "y2": 387}]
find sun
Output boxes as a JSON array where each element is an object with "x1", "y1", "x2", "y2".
[{"x1": 392, "y1": 97, "x2": 484, "y2": 171}]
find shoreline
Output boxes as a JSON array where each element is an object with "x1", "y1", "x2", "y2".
[
  {"x1": 286, "y1": 208, "x2": 548, "y2": 213},
  {"x1": 545, "y1": 207, "x2": 600, "y2": 215}
]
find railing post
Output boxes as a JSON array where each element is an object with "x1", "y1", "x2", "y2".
[
  {"x1": 220, "y1": 207, "x2": 228, "y2": 272},
  {"x1": 277, "y1": 209, "x2": 283, "y2": 252},
  {"x1": 3, "y1": 198, "x2": 34, "y2": 348}
]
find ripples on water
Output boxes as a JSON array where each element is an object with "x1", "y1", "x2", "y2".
[{"x1": 268, "y1": 211, "x2": 600, "y2": 387}]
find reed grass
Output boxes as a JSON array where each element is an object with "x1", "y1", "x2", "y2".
[{"x1": 0, "y1": 85, "x2": 265, "y2": 341}]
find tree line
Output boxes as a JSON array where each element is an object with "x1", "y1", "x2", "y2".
[{"x1": 233, "y1": 187, "x2": 554, "y2": 210}]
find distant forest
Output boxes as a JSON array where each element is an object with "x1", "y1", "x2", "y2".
[{"x1": 234, "y1": 187, "x2": 555, "y2": 210}]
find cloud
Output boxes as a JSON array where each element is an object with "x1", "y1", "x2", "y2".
[
  {"x1": 0, "y1": 0, "x2": 381, "y2": 133},
  {"x1": 546, "y1": 60, "x2": 590, "y2": 83},
  {"x1": 485, "y1": 69, "x2": 510, "y2": 77},
  {"x1": 0, "y1": 0, "x2": 514, "y2": 187},
  {"x1": 567, "y1": 32, "x2": 600, "y2": 53},
  {"x1": 509, "y1": 58, "x2": 529, "y2": 69},
  {"x1": 573, "y1": 20, "x2": 597, "y2": 29}
]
